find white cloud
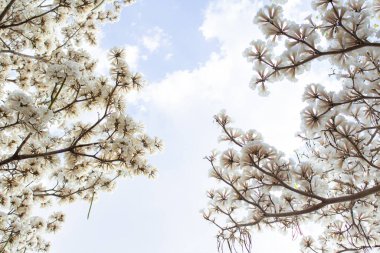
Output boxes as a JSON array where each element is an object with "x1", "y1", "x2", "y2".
[
  {"x1": 164, "y1": 53, "x2": 173, "y2": 60},
  {"x1": 124, "y1": 44, "x2": 140, "y2": 70},
  {"x1": 86, "y1": 45, "x2": 109, "y2": 75},
  {"x1": 129, "y1": 2, "x2": 337, "y2": 250},
  {"x1": 139, "y1": 0, "x2": 321, "y2": 152},
  {"x1": 142, "y1": 26, "x2": 170, "y2": 53},
  {"x1": 200, "y1": 0, "x2": 264, "y2": 50}
]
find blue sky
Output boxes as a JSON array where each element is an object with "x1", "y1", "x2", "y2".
[
  {"x1": 47, "y1": 0, "x2": 336, "y2": 252},
  {"x1": 101, "y1": 0, "x2": 217, "y2": 81}
]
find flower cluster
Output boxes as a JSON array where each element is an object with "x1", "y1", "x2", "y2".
[
  {"x1": 0, "y1": 0, "x2": 161, "y2": 252},
  {"x1": 205, "y1": 1, "x2": 380, "y2": 252},
  {"x1": 243, "y1": 0, "x2": 380, "y2": 95}
]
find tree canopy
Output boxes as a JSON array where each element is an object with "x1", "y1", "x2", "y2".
[
  {"x1": 204, "y1": 0, "x2": 380, "y2": 252},
  {"x1": 0, "y1": 0, "x2": 161, "y2": 252}
]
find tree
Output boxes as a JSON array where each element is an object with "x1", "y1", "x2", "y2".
[
  {"x1": 0, "y1": 0, "x2": 161, "y2": 252},
  {"x1": 203, "y1": 0, "x2": 380, "y2": 252}
]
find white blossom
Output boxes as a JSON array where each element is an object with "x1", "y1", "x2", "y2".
[
  {"x1": 204, "y1": 1, "x2": 380, "y2": 252},
  {"x1": 0, "y1": 0, "x2": 161, "y2": 252}
]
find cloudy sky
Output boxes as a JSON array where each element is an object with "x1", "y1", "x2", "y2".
[{"x1": 47, "y1": 0, "x2": 336, "y2": 252}]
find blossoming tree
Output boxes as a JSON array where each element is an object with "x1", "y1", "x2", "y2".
[
  {"x1": 204, "y1": 0, "x2": 380, "y2": 252},
  {"x1": 0, "y1": 0, "x2": 161, "y2": 252}
]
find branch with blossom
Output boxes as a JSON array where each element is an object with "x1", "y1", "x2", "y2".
[
  {"x1": 0, "y1": 0, "x2": 161, "y2": 252},
  {"x1": 204, "y1": 1, "x2": 380, "y2": 252}
]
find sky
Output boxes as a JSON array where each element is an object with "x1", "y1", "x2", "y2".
[{"x1": 47, "y1": 0, "x2": 337, "y2": 252}]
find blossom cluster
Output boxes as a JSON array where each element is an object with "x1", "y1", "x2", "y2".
[
  {"x1": 243, "y1": 0, "x2": 380, "y2": 95},
  {"x1": 205, "y1": 1, "x2": 380, "y2": 252},
  {"x1": 0, "y1": 0, "x2": 161, "y2": 252}
]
